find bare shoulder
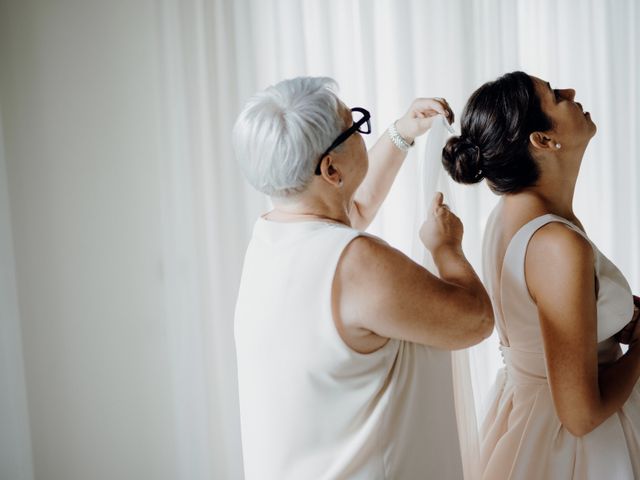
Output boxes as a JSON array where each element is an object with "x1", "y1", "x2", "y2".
[
  {"x1": 527, "y1": 221, "x2": 593, "y2": 262},
  {"x1": 340, "y1": 234, "x2": 390, "y2": 262},
  {"x1": 334, "y1": 234, "x2": 433, "y2": 329},
  {"x1": 526, "y1": 221, "x2": 595, "y2": 303},
  {"x1": 337, "y1": 234, "x2": 418, "y2": 286}
]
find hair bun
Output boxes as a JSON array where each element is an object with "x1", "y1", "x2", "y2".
[{"x1": 441, "y1": 136, "x2": 484, "y2": 184}]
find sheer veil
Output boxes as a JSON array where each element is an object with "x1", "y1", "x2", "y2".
[{"x1": 412, "y1": 115, "x2": 481, "y2": 480}]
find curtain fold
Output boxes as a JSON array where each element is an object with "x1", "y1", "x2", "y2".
[
  {"x1": 168, "y1": 0, "x2": 639, "y2": 477},
  {"x1": 0, "y1": 104, "x2": 35, "y2": 480},
  {"x1": 1, "y1": 1, "x2": 631, "y2": 478}
]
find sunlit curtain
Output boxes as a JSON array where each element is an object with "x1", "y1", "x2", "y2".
[
  {"x1": 1, "y1": 0, "x2": 630, "y2": 478},
  {"x1": 160, "y1": 0, "x2": 639, "y2": 477},
  {"x1": 181, "y1": 0, "x2": 640, "y2": 473}
]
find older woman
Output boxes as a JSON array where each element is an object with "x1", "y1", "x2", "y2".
[
  {"x1": 233, "y1": 76, "x2": 493, "y2": 480},
  {"x1": 442, "y1": 71, "x2": 640, "y2": 479}
]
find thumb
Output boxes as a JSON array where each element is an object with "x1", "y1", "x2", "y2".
[{"x1": 431, "y1": 192, "x2": 444, "y2": 212}]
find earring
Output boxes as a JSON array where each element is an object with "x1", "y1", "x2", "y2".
[
  {"x1": 338, "y1": 179, "x2": 344, "y2": 187},
  {"x1": 555, "y1": 143, "x2": 561, "y2": 149}
]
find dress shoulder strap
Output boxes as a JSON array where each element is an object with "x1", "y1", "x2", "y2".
[
  {"x1": 498, "y1": 214, "x2": 590, "y2": 342},
  {"x1": 503, "y1": 214, "x2": 589, "y2": 276}
]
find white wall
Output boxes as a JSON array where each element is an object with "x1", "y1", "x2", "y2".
[
  {"x1": 0, "y1": 1, "x2": 181, "y2": 479},
  {"x1": 1, "y1": 1, "x2": 637, "y2": 479},
  {"x1": 0, "y1": 102, "x2": 34, "y2": 480}
]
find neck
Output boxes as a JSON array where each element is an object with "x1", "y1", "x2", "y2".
[
  {"x1": 269, "y1": 193, "x2": 351, "y2": 226},
  {"x1": 525, "y1": 151, "x2": 583, "y2": 220}
]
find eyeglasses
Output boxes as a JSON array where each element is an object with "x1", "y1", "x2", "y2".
[{"x1": 314, "y1": 107, "x2": 371, "y2": 175}]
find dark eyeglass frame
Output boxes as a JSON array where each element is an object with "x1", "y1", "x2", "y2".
[{"x1": 314, "y1": 107, "x2": 372, "y2": 175}]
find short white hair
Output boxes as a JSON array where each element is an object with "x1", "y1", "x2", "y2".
[{"x1": 232, "y1": 77, "x2": 344, "y2": 197}]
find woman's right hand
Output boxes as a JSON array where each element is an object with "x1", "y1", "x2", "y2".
[
  {"x1": 614, "y1": 296, "x2": 640, "y2": 345},
  {"x1": 617, "y1": 305, "x2": 640, "y2": 348},
  {"x1": 419, "y1": 192, "x2": 464, "y2": 255}
]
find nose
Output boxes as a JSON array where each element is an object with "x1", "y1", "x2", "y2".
[{"x1": 562, "y1": 88, "x2": 576, "y2": 101}]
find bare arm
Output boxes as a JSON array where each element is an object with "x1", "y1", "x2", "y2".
[
  {"x1": 336, "y1": 193, "x2": 493, "y2": 350},
  {"x1": 350, "y1": 98, "x2": 454, "y2": 230},
  {"x1": 527, "y1": 223, "x2": 640, "y2": 436}
]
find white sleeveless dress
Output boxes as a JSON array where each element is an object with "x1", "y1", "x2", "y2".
[
  {"x1": 480, "y1": 210, "x2": 640, "y2": 479},
  {"x1": 235, "y1": 218, "x2": 463, "y2": 480}
]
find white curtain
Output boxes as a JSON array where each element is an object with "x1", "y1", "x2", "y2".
[
  {"x1": 1, "y1": 1, "x2": 637, "y2": 479},
  {"x1": 196, "y1": 0, "x2": 639, "y2": 477}
]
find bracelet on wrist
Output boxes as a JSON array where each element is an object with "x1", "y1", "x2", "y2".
[{"x1": 388, "y1": 121, "x2": 414, "y2": 152}]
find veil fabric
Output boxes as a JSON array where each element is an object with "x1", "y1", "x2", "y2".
[{"x1": 412, "y1": 115, "x2": 480, "y2": 480}]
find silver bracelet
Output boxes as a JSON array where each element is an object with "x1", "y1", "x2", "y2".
[{"x1": 388, "y1": 121, "x2": 414, "y2": 152}]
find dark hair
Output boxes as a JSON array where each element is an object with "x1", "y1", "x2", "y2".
[{"x1": 442, "y1": 71, "x2": 553, "y2": 194}]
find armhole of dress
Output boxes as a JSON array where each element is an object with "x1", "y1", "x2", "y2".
[
  {"x1": 498, "y1": 216, "x2": 570, "y2": 328},
  {"x1": 519, "y1": 216, "x2": 590, "y2": 306}
]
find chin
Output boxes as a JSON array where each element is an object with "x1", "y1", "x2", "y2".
[{"x1": 586, "y1": 114, "x2": 597, "y2": 136}]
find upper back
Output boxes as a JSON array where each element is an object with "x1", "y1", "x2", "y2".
[
  {"x1": 234, "y1": 217, "x2": 464, "y2": 479},
  {"x1": 235, "y1": 218, "x2": 397, "y2": 478},
  {"x1": 483, "y1": 205, "x2": 633, "y2": 351},
  {"x1": 235, "y1": 218, "x2": 385, "y2": 377}
]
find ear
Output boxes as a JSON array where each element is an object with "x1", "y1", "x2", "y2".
[
  {"x1": 529, "y1": 131, "x2": 559, "y2": 152},
  {"x1": 318, "y1": 155, "x2": 342, "y2": 187}
]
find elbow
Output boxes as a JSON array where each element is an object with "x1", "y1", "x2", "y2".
[
  {"x1": 466, "y1": 293, "x2": 495, "y2": 346},
  {"x1": 559, "y1": 410, "x2": 601, "y2": 437},
  {"x1": 451, "y1": 300, "x2": 494, "y2": 350},
  {"x1": 555, "y1": 392, "x2": 611, "y2": 437},
  {"x1": 469, "y1": 312, "x2": 494, "y2": 347},
  {"x1": 561, "y1": 418, "x2": 597, "y2": 437},
  {"x1": 478, "y1": 315, "x2": 495, "y2": 342},
  {"x1": 476, "y1": 299, "x2": 495, "y2": 340}
]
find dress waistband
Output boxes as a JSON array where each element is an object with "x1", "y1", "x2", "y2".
[{"x1": 500, "y1": 345, "x2": 548, "y2": 385}]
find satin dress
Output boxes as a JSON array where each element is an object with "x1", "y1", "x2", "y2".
[{"x1": 480, "y1": 211, "x2": 640, "y2": 479}]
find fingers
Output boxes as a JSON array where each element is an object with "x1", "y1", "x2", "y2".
[
  {"x1": 623, "y1": 306, "x2": 640, "y2": 342},
  {"x1": 430, "y1": 192, "x2": 444, "y2": 213},
  {"x1": 435, "y1": 97, "x2": 455, "y2": 124},
  {"x1": 410, "y1": 97, "x2": 454, "y2": 124},
  {"x1": 446, "y1": 106, "x2": 455, "y2": 125},
  {"x1": 429, "y1": 99, "x2": 448, "y2": 118},
  {"x1": 628, "y1": 312, "x2": 640, "y2": 344},
  {"x1": 410, "y1": 97, "x2": 442, "y2": 111},
  {"x1": 399, "y1": 97, "x2": 455, "y2": 140},
  {"x1": 631, "y1": 318, "x2": 640, "y2": 346},
  {"x1": 431, "y1": 192, "x2": 452, "y2": 216}
]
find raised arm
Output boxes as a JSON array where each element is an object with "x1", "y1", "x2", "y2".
[
  {"x1": 526, "y1": 223, "x2": 640, "y2": 436},
  {"x1": 349, "y1": 98, "x2": 454, "y2": 230},
  {"x1": 335, "y1": 193, "x2": 493, "y2": 351}
]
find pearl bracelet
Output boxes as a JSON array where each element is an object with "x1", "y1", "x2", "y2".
[{"x1": 388, "y1": 121, "x2": 414, "y2": 152}]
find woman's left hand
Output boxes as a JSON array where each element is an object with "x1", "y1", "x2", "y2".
[{"x1": 394, "y1": 97, "x2": 455, "y2": 144}]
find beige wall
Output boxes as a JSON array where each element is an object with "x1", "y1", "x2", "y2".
[
  {"x1": 0, "y1": 96, "x2": 34, "y2": 480},
  {"x1": 0, "y1": 1, "x2": 181, "y2": 479}
]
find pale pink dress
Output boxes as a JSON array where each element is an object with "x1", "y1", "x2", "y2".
[{"x1": 480, "y1": 210, "x2": 640, "y2": 479}]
